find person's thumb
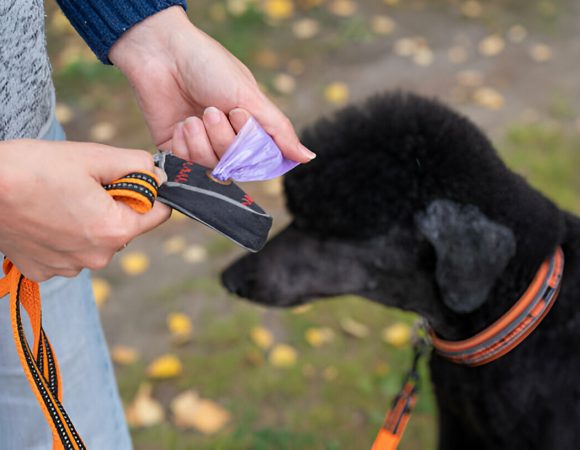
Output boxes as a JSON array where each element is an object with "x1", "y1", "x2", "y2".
[
  {"x1": 248, "y1": 93, "x2": 316, "y2": 163},
  {"x1": 83, "y1": 144, "x2": 158, "y2": 184}
]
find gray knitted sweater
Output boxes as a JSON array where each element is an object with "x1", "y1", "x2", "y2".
[{"x1": 0, "y1": 0, "x2": 54, "y2": 140}]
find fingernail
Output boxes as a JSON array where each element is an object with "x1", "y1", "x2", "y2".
[
  {"x1": 184, "y1": 116, "x2": 201, "y2": 134},
  {"x1": 153, "y1": 166, "x2": 168, "y2": 185},
  {"x1": 229, "y1": 108, "x2": 249, "y2": 121},
  {"x1": 299, "y1": 144, "x2": 317, "y2": 160},
  {"x1": 204, "y1": 107, "x2": 221, "y2": 125}
]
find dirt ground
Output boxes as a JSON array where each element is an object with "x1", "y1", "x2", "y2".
[{"x1": 45, "y1": 0, "x2": 580, "y2": 448}]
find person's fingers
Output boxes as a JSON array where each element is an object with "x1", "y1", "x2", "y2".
[
  {"x1": 202, "y1": 107, "x2": 236, "y2": 157},
  {"x1": 171, "y1": 121, "x2": 189, "y2": 161},
  {"x1": 246, "y1": 92, "x2": 316, "y2": 163},
  {"x1": 229, "y1": 108, "x2": 252, "y2": 133},
  {"x1": 182, "y1": 116, "x2": 219, "y2": 167},
  {"x1": 127, "y1": 201, "x2": 172, "y2": 237},
  {"x1": 85, "y1": 145, "x2": 156, "y2": 184}
]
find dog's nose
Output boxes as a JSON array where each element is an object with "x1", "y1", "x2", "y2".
[{"x1": 221, "y1": 260, "x2": 257, "y2": 299}]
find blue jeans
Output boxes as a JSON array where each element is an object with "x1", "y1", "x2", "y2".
[{"x1": 0, "y1": 118, "x2": 132, "y2": 449}]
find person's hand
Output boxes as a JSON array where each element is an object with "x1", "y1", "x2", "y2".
[
  {"x1": 0, "y1": 140, "x2": 170, "y2": 282},
  {"x1": 109, "y1": 6, "x2": 315, "y2": 167}
]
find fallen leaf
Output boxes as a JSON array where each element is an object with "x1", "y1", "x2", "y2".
[
  {"x1": 340, "y1": 317, "x2": 369, "y2": 338},
  {"x1": 263, "y1": 177, "x2": 284, "y2": 196},
  {"x1": 126, "y1": 383, "x2": 165, "y2": 428},
  {"x1": 163, "y1": 236, "x2": 187, "y2": 255},
  {"x1": 263, "y1": 0, "x2": 294, "y2": 20},
  {"x1": 461, "y1": 1, "x2": 483, "y2": 18},
  {"x1": 328, "y1": 0, "x2": 358, "y2": 17},
  {"x1": 269, "y1": 344, "x2": 298, "y2": 368},
  {"x1": 273, "y1": 73, "x2": 297, "y2": 95},
  {"x1": 89, "y1": 122, "x2": 116, "y2": 142},
  {"x1": 227, "y1": 0, "x2": 250, "y2": 16},
  {"x1": 254, "y1": 49, "x2": 280, "y2": 69},
  {"x1": 529, "y1": 44, "x2": 552, "y2": 62},
  {"x1": 171, "y1": 391, "x2": 230, "y2": 434},
  {"x1": 371, "y1": 15, "x2": 396, "y2": 35},
  {"x1": 120, "y1": 252, "x2": 150, "y2": 276},
  {"x1": 147, "y1": 354, "x2": 183, "y2": 379},
  {"x1": 292, "y1": 18, "x2": 320, "y2": 39},
  {"x1": 55, "y1": 103, "x2": 73, "y2": 124},
  {"x1": 291, "y1": 304, "x2": 312, "y2": 314},
  {"x1": 245, "y1": 348, "x2": 265, "y2": 366},
  {"x1": 507, "y1": 24, "x2": 527, "y2": 43},
  {"x1": 473, "y1": 87, "x2": 505, "y2": 110},
  {"x1": 170, "y1": 210, "x2": 188, "y2": 222},
  {"x1": 302, "y1": 363, "x2": 317, "y2": 378},
  {"x1": 287, "y1": 58, "x2": 306, "y2": 76},
  {"x1": 209, "y1": 3, "x2": 227, "y2": 22},
  {"x1": 324, "y1": 82, "x2": 349, "y2": 105},
  {"x1": 447, "y1": 45, "x2": 469, "y2": 64},
  {"x1": 374, "y1": 362, "x2": 390, "y2": 376},
  {"x1": 111, "y1": 345, "x2": 140, "y2": 365},
  {"x1": 382, "y1": 323, "x2": 412, "y2": 347},
  {"x1": 305, "y1": 327, "x2": 335, "y2": 347},
  {"x1": 251, "y1": 326, "x2": 274, "y2": 350},
  {"x1": 456, "y1": 69, "x2": 484, "y2": 87},
  {"x1": 182, "y1": 245, "x2": 208, "y2": 264},
  {"x1": 92, "y1": 278, "x2": 111, "y2": 308},
  {"x1": 413, "y1": 47, "x2": 434, "y2": 67},
  {"x1": 394, "y1": 38, "x2": 418, "y2": 57},
  {"x1": 478, "y1": 34, "x2": 505, "y2": 57},
  {"x1": 323, "y1": 366, "x2": 338, "y2": 381},
  {"x1": 167, "y1": 313, "x2": 193, "y2": 343}
]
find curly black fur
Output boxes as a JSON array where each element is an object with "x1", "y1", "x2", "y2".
[{"x1": 223, "y1": 92, "x2": 580, "y2": 449}]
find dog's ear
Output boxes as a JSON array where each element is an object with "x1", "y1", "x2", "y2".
[{"x1": 415, "y1": 199, "x2": 516, "y2": 313}]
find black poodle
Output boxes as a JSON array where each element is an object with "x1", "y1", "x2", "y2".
[{"x1": 222, "y1": 92, "x2": 580, "y2": 449}]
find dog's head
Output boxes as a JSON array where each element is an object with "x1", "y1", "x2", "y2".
[{"x1": 222, "y1": 93, "x2": 564, "y2": 331}]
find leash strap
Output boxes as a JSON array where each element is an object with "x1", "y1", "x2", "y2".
[
  {"x1": 372, "y1": 331, "x2": 429, "y2": 450},
  {"x1": 0, "y1": 171, "x2": 158, "y2": 449}
]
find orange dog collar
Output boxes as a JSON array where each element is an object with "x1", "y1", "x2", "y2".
[{"x1": 372, "y1": 247, "x2": 564, "y2": 450}]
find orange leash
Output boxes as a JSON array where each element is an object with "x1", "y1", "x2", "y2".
[
  {"x1": 0, "y1": 171, "x2": 158, "y2": 450},
  {"x1": 372, "y1": 331, "x2": 428, "y2": 450}
]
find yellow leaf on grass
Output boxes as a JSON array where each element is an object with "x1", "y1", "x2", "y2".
[
  {"x1": 120, "y1": 252, "x2": 150, "y2": 276},
  {"x1": 291, "y1": 304, "x2": 312, "y2": 314},
  {"x1": 126, "y1": 383, "x2": 165, "y2": 428},
  {"x1": 529, "y1": 44, "x2": 552, "y2": 62},
  {"x1": 92, "y1": 278, "x2": 111, "y2": 308},
  {"x1": 147, "y1": 354, "x2": 183, "y2": 379},
  {"x1": 324, "y1": 82, "x2": 349, "y2": 105},
  {"x1": 269, "y1": 344, "x2": 298, "y2": 368},
  {"x1": 292, "y1": 18, "x2": 320, "y2": 39},
  {"x1": 111, "y1": 346, "x2": 140, "y2": 366},
  {"x1": 328, "y1": 0, "x2": 358, "y2": 17},
  {"x1": 163, "y1": 236, "x2": 187, "y2": 255},
  {"x1": 382, "y1": 323, "x2": 412, "y2": 347},
  {"x1": 251, "y1": 326, "x2": 274, "y2": 350},
  {"x1": 89, "y1": 122, "x2": 116, "y2": 142},
  {"x1": 55, "y1": 103, "x2": 73, "y2": 124},
  {"x1": 340, "y1": 317, "x2": 369, "y2": 339},
  {"x1": 167, "y1": 313, "x2": 193, "y2": 341},
  {"x1": 371, "y1": 15, "x2": 396, "y2": 35},
  {"x1": 183, "y1": 245, "x2": 208, "y2": 264},
  {"x1": 478, "y1": 34, "x2": 505, "y2": 57},
  {"x1": 263, "y1": 0, "x2": 294, "y2": 20},
  {"x1": 273, "y1": 73, "x2": 297, "y2": 95},
  {"x1": 171, "y1": 390, "x2": 231, "y2": 434},
  {"x1": 507, "y1": 25, "x2": 527, "y2": 43},
  {"x1": 323, "y1": 366, "x2": 338, "y2": 381},
  {"x1": 473, "y1": 87, "x2": 505, "y2": 110},
  {"x1": 305, "y1": 327, "x2": 335, "y2": 348}
]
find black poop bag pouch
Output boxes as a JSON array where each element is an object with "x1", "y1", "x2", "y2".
[
  {"x1": 154, "y1": 152, "x2": 271, "y2": 252},
  {"x1": 153, "y1": 117, "x2": 299, "y2": 252}
]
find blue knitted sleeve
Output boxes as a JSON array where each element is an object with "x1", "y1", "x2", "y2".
[{"x1": 56, "y1": 0, "x2": 188, "y2": 64}]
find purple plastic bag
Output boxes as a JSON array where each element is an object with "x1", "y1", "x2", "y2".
[{"x1": 211, "y1": 117, "x2": 299, "y2": 182}]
